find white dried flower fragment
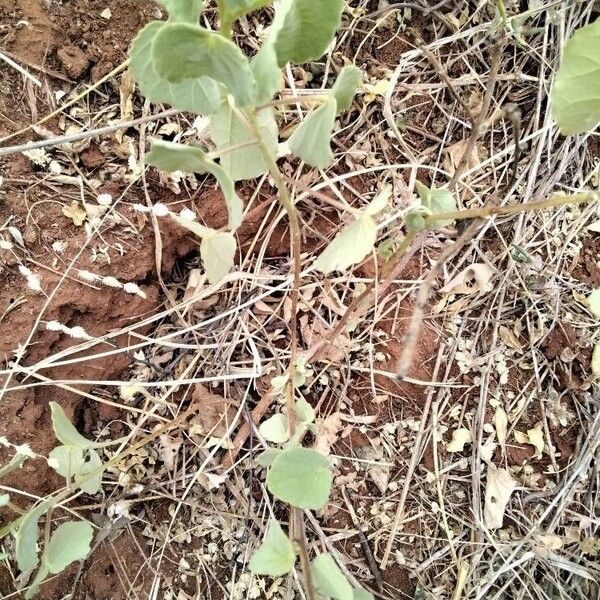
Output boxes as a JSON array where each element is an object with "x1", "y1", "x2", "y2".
[
  {"x1": 152, "y1": 203, "x2": 169, "y2": 217},
  {"x1": 45, "y1": 320, "x2": 93, "y2": 341},
  {"x1": 0, "y1": 238, "x2": 13, "y2": 250},
  {"x1": 179, "y1": 207, "x2": 197, "y2": 221},
  {"x1": 102, "y1": 276, "x2": 122, "y2": 288},
  {"x1": 78, "y1": 269, "x2": 100, "y2": 282},
  {"x1": 18, "y1": 265, "x2": 42, "y2": 293},
  {"x1": 123, "y1": 282, "x2": 147, "y2": 299},
  {"x1": 133, "y1": 203, "x2": 151, "y2": 213},
  {"x1": 22, "y1": 148, "x2": 50, "y2": 166},
  {"x1": 52, "y1": 240, "x2": 68, "y2": 253},
  {"x1": 97, "y1": 193, "x2": 113, "y2": 206}
]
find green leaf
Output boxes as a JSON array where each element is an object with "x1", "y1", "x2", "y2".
[
  {"x1": 353, "y1": 589, "x2": 375, "y2": 600},
  {"x1": 267, "y1": 447, "x2": 332, "y2": 509},
  {"x1": 364, "y1": 184, "x2": 392, "y2": 216},
  {"x1": 289, "y1": 96, "x2": 337, "y2": 168},
  {"x1": 24, "y1": 565, "x2": 49, "y2": 600},
  {"x1": 405, "y1": 206, "x2": 430, "y2": 232},
  {"x1": 251, "y1": 43, "x2": 281, "y2": 104},
  {"x1": 551, "y1": 18, "x2": 600, "y2": 135},
  {"x1": 273, "y1": 0, "x2": 344, "y2": 67},
  {"x1": 50, "y1": 402, "x2": 105, "y2": 450},
  {"x1": 74, "y1": 450, "x2": 103, "y2": 495},
  {"x1": 129, "y1": 22, "x2": 221, "y2": 115},
  {"x1": 159, "y1": 0, "x2": 203, "y2": 23},
  {"x1": 314, "y1": 215, "x2": 377, "y2": 274},
  {"x1": 415, "y1": 182, "x2": 456, "y2": 227},
  {"x1": 296, "y1": 397, "x2": 315, "y2": 424},
  {"x1": 0, "y1": 453, "x2": 27, "y2": 478},
  {"x1": 152, "y1": 23, "x2": 256, "y2": 107},
  {"x1": 259, "y1": 413, "x2": 290, "y2": 444},
  {"x1": 249, "y1": 518, "x2": 296, "y2": 577},
  {"x1": 146, "y1": 140, "x2": 243, "y2": 230},
  {"x1": 0, "y1": 494, "x2": 9, "y2": 507},
  {"x1": 332, "y1": 65, "x2": 362, "y2": 114},
  {"x1": 201, "y1": 231, "x2": 237, "y2": 283},
  {"x1": 210, "y1": 101, "x2": 277, "y2": 181},
  {"x1": 218, "y1": 0, "x2": 272, "y2": 32},
  {"x1": 48, "y1": 445, "x2": 84, "y2": 479},
  {"x1": 311, "y1": 553, "x2": 353, "y2": 600},
  {"x1": 44, "y1": 521, "x2": 93, "y2": 574},
  {"x1": 15, "y1": 503, "x2": 49, "y2": 575},
  {"x1": 256, "y1": 448, "x2": 282, "y2": 467},
  {"x1": 588, "y1": 289, "x2": 600, "y2": 319}
]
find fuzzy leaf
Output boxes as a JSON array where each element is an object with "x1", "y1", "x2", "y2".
[
  {"x1": 48, "y1": 445, "x2": 84, "y2": 479},
  {"x1": 74, "y1": 449, "x2": 103, "y2": 494},
  {"x1": 251, "y1": 43, "x2": 281, "y2": 104},
  {"x1": 415, "y1": 181, "x2": 456, "y2": 227},
  {"x1": 249, "y1": 519, "x2": 296, "y2": 577},
  {"x1": 50, "y1": 402, "x2": 105, "y2": 450},
  {"x1": 588, "y1": 289, "x2": 600, "y2": 319},
  {"x1": 210, "y1": 101, "x2": 278, "y2": 181},
  {"x1": 129, "y1": 22, "x2": 220, "y2": 115},
  {"x1": 273, "y1": 0, "x2": 344, "y2": 66},
  {"x1": 296, "y1": 397, "x2": 315, "y2": 424},
  {"x1": 314, "y1": 215, "x2": 377, "y2": 274},
  {"x1": 0, "y1": 453, "x2": 27, "y2": 478},
  {"x1": 289, "y1": 96, "x2": 337, "y2": 168},
  {"x1": 200, "y1": 231, "x2": 237, "y2": 283},
  {"x1": 267, "y1": 447, "x2": 332, "y2": 509},
  {"x1": 15, "y1": 503, "x2": 49, "y2": 575},
  {"x1": 353, "y1": 589, "x2": 375, "y2": 600},
  {"x1": 551, "y1": 18, "x2": 600, "y2": 135},
  {"x1": 44, "y1": 521, "x2": 93, "y2": 574},
  {"x1": 152, "y1": 23, "x2": 256, "y2": 107},
  {"x1": 218, "y1": 0, "x2": 272, "y2": 31},
  {"x1": 332, "y1": 65, "x2": 362, "y2": 113},
  {"x1": 256, "y1": 449, "x2": 282, "y2": 467},
  {"x1": 159, "y1": 0, "x2": 203, "y2": 23},
  {"x1": 364, "y1": 184, "x2": 392, "y2": 216},
  {"x1": 311, "y1": 553, "x2": 353, "y2": 600},
  {"x1": 259, "y1": 414, "x2": 290, "y2": 444},
  {"x1": 146, "y1": 140, "x2": 243, "y2": 229}
]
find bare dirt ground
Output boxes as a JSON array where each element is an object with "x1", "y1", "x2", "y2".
[{"x1": 0, "y1": 1, "x2": 599, "y2": 599}]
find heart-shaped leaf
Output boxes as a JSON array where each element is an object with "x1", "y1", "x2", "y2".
[
  {"x1": 152, "y1": 23, "x2": 256, "y2": 107},
  {"x1": 314, "y1": 215, "x2": 377, "y2": 274},
  {"x1": 249, "y1": 518, "x2": 296, "y2": 577},
  {"x1": 551, "y1": 18, "x2": 600, "y2": 135},
  {"x1": 267, "y1": 447, "x2": 332, "y2": 509},
  {"x1": 210, "y1": 101, "x2": 278, "y2": 181},
  {"x1": 44, "y1": 521, "x2": 94, "y2": 574},
  {"x1": 289, "y1": 96, "x2": 337, "y2": 168},
  {"x1": 129, "y1": 22, "x2": 221, "y2": 115},
  {"x1": 259, "y1": 413, "x2": 290, "y2": 444},
  {"x1": 272, "y1": 0, "x2": 344, "y2": 67},
  {"x1": 311, "y1": 553, "x2": 353, "y2": 600},
  {"x1": 200, "y1": 231, "x2": 237, "y2": 283},
  {"x1": 332, "y1": 65, "x2": 362, "y2": 113}
]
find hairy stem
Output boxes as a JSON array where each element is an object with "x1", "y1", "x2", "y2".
[{"x1": 426, "y1": 191, "x2": 598, "y2": 224}]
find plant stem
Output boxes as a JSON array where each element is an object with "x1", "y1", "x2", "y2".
[
  {"x1": 426, "y1": 191, "x2": 598, "y2": 224},
  {"x1": 245, "y1": 110, "x2": 302, "y2": 434},
  {"x1": 257, "y1": 94, "x2": 330, "y2": 111}
]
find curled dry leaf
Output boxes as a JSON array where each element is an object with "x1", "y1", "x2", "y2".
[
  {"x1": 158, "y1": 434, "x2": 182, "y2": 470},
  {"x1": 314, "y1": 412, "x2": 342, "y2": 455},
  {"x1": 446, "y1": 428, "x2": 472, "y2": 453},
  {"x1": 484, "y1": 464, "x2": 517, "y2": 529},
  {"x1": 440, "y1": 263, "x2": 495, "y2": 295},
  {"x1": 192, "y1": 384, "x2": 237, "y2": 438},
  {"x1": 62, "y1": 201, "x2": 87, "y2": 226}
]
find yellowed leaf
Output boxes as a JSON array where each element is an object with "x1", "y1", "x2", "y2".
[
  {"x1": 446, "y1": 428, "x2": 472, "y2": 453},
  {"x1": 484, "y1": 464, "x2": 517, "y2": 529},
  {"x1": 440, "y1": 263, "x2": 495, "y2": 295},
  {"x1": 62, "y1": 201, "x2": 87, "y2": 226},
  {"x1": 592, "y1": 340, "x2": 600, "y2": 378},
  {"x1": 494, "y1": 407, "x2": 508, "y2": 456},
  {"x1": 499, "y1": 325, "x2": 523, "y2": 351},
  {"x1": 527, "y1": 423, "x2": 544, "y2": 458},
  {"x1": 514, "y1": 430, "x2": 529, "y2": 445},
  {"x1": 362, "y1": 79, "x2": 390, "y2": 103}
]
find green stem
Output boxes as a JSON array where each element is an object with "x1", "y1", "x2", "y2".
[
  {"x1": 426, "y1": 191, "x2": 598, "y2": 224},
  {"x1": 256, "y1": 94, "x2": 330, "y2": 111}
]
